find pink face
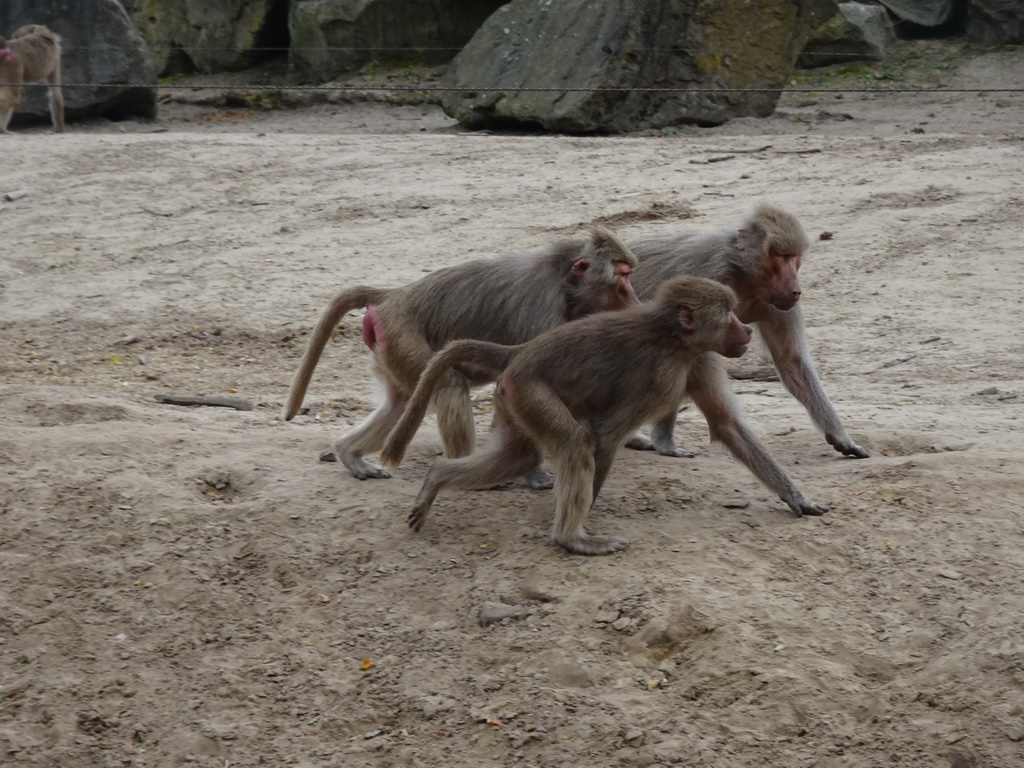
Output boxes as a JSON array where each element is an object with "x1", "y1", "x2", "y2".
[
  {"x1": 0, "y1": 43, "x2": 14, "y2": 66},
  {"x1": 721, "y1": 311, "x2": 754, "y2": 358},
  {"x1": 570, "y1": 259, "x2": 640, "y2": 314},
  {"x1": 608, "y1": 262, "x2": 639, "y2": 310},
  {"x1": 679, "y1": 307, "x2": 752, "y2": 358},
  {"x1": 754, "y1": 248, "x2": 802, "y2": 311}
]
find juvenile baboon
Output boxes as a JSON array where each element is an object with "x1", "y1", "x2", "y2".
[
  {"x1": 0, "y1": 25, "x2": 64, "y2": 134},
  {"x1": 626, "y1": 204, "x2": 867, "y2": 459},
  {"x1": 381, "y1": 276, "x2": 828, "y2": 556},
  {"x1": 283, "y1": 227, "x2": 639, "y2": 483}
]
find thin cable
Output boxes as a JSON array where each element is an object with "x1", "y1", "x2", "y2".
[{"x1": 5, "y1": 82, "x2": 1022, "y2": 94}]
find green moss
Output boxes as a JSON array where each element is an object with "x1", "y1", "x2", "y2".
[
  {"x1": 358, "y1": 52, "x2": 437, "y2": 77},
  {"x1": 791, "y1": 39, "x2": 990, "y2": 90}
]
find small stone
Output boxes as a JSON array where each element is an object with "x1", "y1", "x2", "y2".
[
  {"x1": 478, "y1": 601, "x2": 526, "y2": 626},
  {"x1": 880, "y1": 352, "x2": 916, "y2": 369},
  {"x1": 723, "y1": 499, "x2": 749, "y2": 509},
  {"x1": 623, "y1": 727, "x2": 645, "y2": 745},
  {"x1": 975, "y1": 387, "x2": 999, "y2": 396},
  {"x1": 520, "y1": 581, "x2": 558, "y2": 603},
  {"x1": 931, "y1": 440, "x2": 976, "y2": 453},
  {"x1": 4, "y1": 189, "x2": 28, "y2": 202},
  {"x1": 937, "y1": 569, "x2": 962, "y2": 580},
  {"x1": 611, "y1": 616, "x2": 633, "y2": 631},
  {"x1": 547, "y1": 661, "x2": 593, "y2": 688},
  {"x1": 947, "y1": 749, "x2": 978, "y2": 768}
]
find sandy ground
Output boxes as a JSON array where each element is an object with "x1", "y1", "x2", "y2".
[{"x1": 2, "y1": 47, "x2": 1024, "y2": 768}]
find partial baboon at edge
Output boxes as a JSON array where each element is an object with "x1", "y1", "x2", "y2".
[
  {"x1": 625, "y1": 203, "x2": 868, "y2": 459},
  {"x1": 381, "y1": 276, "x2": 828, "y2": 556},
  {"x1": 0, "y1": 24, "x2": 64, "y2": 134},
  {"x1": 282, "y1": 227, "x2": 639, "y2": 484}
]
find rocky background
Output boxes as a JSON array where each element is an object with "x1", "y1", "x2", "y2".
[{"x1": 2, "y1": 0, "x2": 1022, "y2": 131}]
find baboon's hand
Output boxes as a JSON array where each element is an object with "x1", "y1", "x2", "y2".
[
  {"x1": 556, "y1": 533, "x2": 629, "y2": 556},
  {"x1": 826, "y1": 432, "x2": 869, "y2": 459},
  {"x1": 624, "y1": 433, "x2": 655, "y2": 451},
  {"x1": 790, "y1": 498, "x2": 829, "y2": 517},
  {"x1": 656, "y1": 444, "x2": 696, "y2": 459}
]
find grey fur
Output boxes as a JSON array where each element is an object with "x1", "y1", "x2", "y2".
[
  {"x1": 282, "y1": 227, "x2": 638, "y2": 480},
  {"x1": 625, "y1": 204, "x2": 867, "y2": 459}
]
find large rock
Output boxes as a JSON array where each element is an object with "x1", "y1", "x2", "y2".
[
  {"x1": 798, "y1": 2, "x2": 896, "y2": 68},
  {"x1": 289, "y1": 0, "x2": 507, "y2": 82},
  {"x1": 441, "y1": 0, "x2": 834, "y2": 133},
  {"x1": 967, "y1": 0, "x2": 1024, "y2": 44},
  {"x1": 879, "y1": 0, "x2": 1023, "y2": 43},
  {"x1": 2, "y1": 0, "x2": 157, "y2": 123},
  {"x1": 124, "y1": 0, "x2": 285, "y2": 75},
  {"x1": 877, "y1": 0, "x2": 955, "y2": 27}
]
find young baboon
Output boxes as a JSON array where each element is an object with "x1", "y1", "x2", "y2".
[
  {"x1": 625, "y1": 204, "x2": 867, "y2": 459},
  {"x1": 282, "y1": 227, "x2": 639, "y2": 483},
  {"x1": 0, "y1": 25, "x2": 64, "y2": 134},
  {"x1": 381, "y1": 276, "x2": 828, "y2": 556}
]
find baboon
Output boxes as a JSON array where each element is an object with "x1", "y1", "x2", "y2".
[
  {"x1": 381, "y1": 276, "x2": 828, "y2": 556},
  {"x1": 0, "y1": 25, "x2": 64, "y2": 134},
  {"x1": 282, "y1": 227, "x2": 639, "y2": 484},
  {"x1": 625, "y1": 204, "x2": 867, "y2": 459}
]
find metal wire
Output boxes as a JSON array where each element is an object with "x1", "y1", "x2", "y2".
[
  {"x1": 56, "y1": 45, "x2": 898, "y2": 56},
  {"x1": 3, "y1": 82, "x2": 1022, "y2": 94}
]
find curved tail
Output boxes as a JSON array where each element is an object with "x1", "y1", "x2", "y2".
[
  {"x1": 282, "y1": 286, "x2": 388, "y2": 421},
  {"x1": 380, "y1": 339, "x2": 516, "y2": 469}
]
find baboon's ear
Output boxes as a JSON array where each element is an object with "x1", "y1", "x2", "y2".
[
  {"x1": 571, "y1": 258, "x2": 590, "y2": 277},
  {"x1": 679, "y1": 305, "x2": 697, "y2": 331}
]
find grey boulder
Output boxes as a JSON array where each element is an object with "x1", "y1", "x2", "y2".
[
  {"x1": 798, "y1": 2, "x2": 896, "y2": 68},
  {"x1": 288, "y1": 0, "x2": 507, "y2": 82},
  {"x1": 440, "y1": 0, "x2": 834, "y2": 133}
]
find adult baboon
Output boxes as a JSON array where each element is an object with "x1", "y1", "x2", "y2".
[
  {"x1": 626, "y1": 204, "x2": 867, "y2": 459},
  {"x1": 283, "y1": 227, "x2": 639, "y2": 483},
  {"x1": 0, "y1": 25, "x2": 64, "y2": 134},
  {"x1": 382, "y1": 276, "x2": 828, "y2": 556}
]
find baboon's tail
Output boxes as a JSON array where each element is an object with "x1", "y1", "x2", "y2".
[
  {"x1": 282, "y1": 286, "x2": 388, "y2": 421},
  {"x1": 380, "y1": 340, "x2": 517, "y2": 469}
]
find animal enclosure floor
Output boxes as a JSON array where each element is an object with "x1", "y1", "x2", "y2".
[{"x1": 2, "y1": 49, "x2": 1024, "y2": 767}]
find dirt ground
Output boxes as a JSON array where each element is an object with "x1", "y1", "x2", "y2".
[{"x1": 2, "y1": 45, "x2": 1024, "y2": 768}]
